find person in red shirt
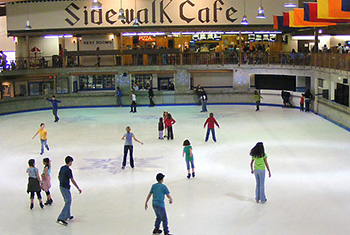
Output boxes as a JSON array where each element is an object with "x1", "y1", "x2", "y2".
[
  {"x1": 300, "y1": 93, "x2": 305, "y2": 112},
  {"x1": 164, "y1": 113, "x2": 176, "y2": 140},
  {"x1": 204, "y1": 113, "x2": 220, "y2": 142}
]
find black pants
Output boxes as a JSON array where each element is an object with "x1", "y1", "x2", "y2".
[
  {"x1": 123, "y1": 145, "x2": 134, "y2": 168},
  {"x1": 149, "y1": 97, "x2": 155, "y2": 107},
  {"x1": 30, "y1": 192, "x2": 42, "y2": 199},
  {"x1": 167, "y1": 126, "x2": 174, "y2": 140},
  {"x1": 131, "y1": 101, "x2": 137, "y2": 112}
]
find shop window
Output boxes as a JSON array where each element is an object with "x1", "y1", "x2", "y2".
[
  {"x1": 158, "y1": 77, "x2": 175, "y2": 91},
  {"x1": 131, "y1": 74, "x2": 152, "y2": 91},
  {"x1": 79, "y1": 75, "x2": 115, "y2": 91},
  {"x1": 28, "y1": 81, "x2": 54, "y2": 96},
  {"x1": 57, "y1": 78, "x2": 69, "y2": 94}
]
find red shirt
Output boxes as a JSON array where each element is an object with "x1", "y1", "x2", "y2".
[
  {"x1": 204, "y1": 116, "x2": 219, "y2": 129},
  {"x1": 164, "y1": 118, "x2": 176, "y2": 127},
  {"x1": 300, "y1": 96, "x2": 305, "y2": 104}
]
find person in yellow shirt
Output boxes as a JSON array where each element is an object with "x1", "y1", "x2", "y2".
[{"x1": 32, "y1": 123, "x2": 49, "y2": 155}]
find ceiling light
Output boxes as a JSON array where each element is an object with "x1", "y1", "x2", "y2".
[
  {"x1": 91, "y1": 0, "x2": 102, "y2": 10},
  {"x1": 284, "y1": 0, "x2": 297, "y2": 8}
]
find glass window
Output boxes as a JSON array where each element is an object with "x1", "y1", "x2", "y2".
[
  {"x1": 57, "y1": 78, "x2": 69, "y2": 94},
  {"x1": 132, "y1": 74, "x2": 152, "y2": 91},
  {"x1": 29, "y1": 82, "x2": 42, "y2": 96},
  {"x1": 79, "y1": 75, "x2": 115, "y2": 90},
  {"x1": 158, "y1": 77, "x2": 175, "y2": 91}
]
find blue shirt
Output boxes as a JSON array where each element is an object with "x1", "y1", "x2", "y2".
[
  {"x1": 59, "y1": 165, "x2": 73, "y2": 189},
  {"x1": 46, "y1": 98, "x2": 61, "y2": 109},
  {"x1": 117, "y1": 89, "x2": 122, "y2": 97},
  {"x1": 124, "y1": 132, "x2": 134, "y2": 146},
  {"x1": 150, "y1": 183, "x2": 170, "y2": 207},
  {"x1": 27, "y1": 167, "x2": 38, "y2": 178},
  {"x1": 42, "y1": 166, "x2": 51, "y2": 176}
]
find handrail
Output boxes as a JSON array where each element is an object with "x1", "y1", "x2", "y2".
[{"x1": 2, "y1": 51, "x2": 350, "y2": 72}]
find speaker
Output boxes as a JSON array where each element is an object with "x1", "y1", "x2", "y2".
[
  {"x1": 343, "y1": 78, "x2": 348, "y2": 84},
  {"x1": 168, "y1": 39, "x2": 174, "y2": 49}
]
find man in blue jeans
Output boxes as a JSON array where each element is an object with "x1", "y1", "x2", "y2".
[
  {"x1": 57, "y1": 156, "x2": 82, "y2": 226},
  {"x1": 46, "y1": 95, "x2": 61, "y2": 122},
  {"x1": 145, "y1": 173, "x2": 173, "y2": 235}
]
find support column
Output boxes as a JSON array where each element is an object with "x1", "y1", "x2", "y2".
[
  {"x1": 239, "y1": 31, "x2": 242, "y2": 66},
  {"x1": 120, "y1": 33, "x2": 124, "y2": 65},
  {"x1": 62, "y1": 38, "x2": 66, "y2": 68},
  {"x1": 26, "y1": 36, "x2": 30, "y2": 70}
]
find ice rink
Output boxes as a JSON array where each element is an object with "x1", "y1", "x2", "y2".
[{"x1": 1, "y1": 104, "x2": 350, "y2": 235}]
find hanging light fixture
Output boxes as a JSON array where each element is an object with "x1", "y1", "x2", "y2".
[
  {"x1": 133, "y1": 0, "x2": 139, "y2": 27},
  {"x1": 256, "y1": 0, "x2": 266, "y2": 19},
  {"x1": 284, "y1": 0, "x2": 297, "y2": 8},
  {"x1": 24, "y1": 1, "x2": 32, "y2": 30},
  {"x1": 241, "y1": 0, "x2": 249, "y2": 25},
  {"x1": 118, "y1": 0, "x2": 126, "y2": 21},
  {"x1": 91, "y1": 0, "x2": 102, "y2": 10}
]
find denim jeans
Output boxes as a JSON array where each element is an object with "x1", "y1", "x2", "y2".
[
  {"x1": 186, "y1": 160, "x2": 195, "y2": 170},
  {"x1": 58, "y1": 186, "x2": 72, "y2": 221},
  {"x1": 153, "y1": 204, "x2": 169, "y2": 234},
  {"x1": 40, "y1": 139, "x2": 49, "y2": 154},
  {"x1": 53, "y1": 108, "x2": 59, "y2": 121},
  {"x1": 205, "y1": 128, "x2": 216, "y2": 142},
  {"x1": 201, "y1": 100, "x2": 207, "y2": 112},
  {"x1": 305, "y1": 99, "x2": 311, "y2": 112},
  {"x1": 123, "y1": 145, "x2": 134, "y2": 168},
  {"x1": 254, "y1": 170, "x2": 266, "y2": 202},
  {"x1": 256, "y1": 101, "x2": 260, "y2": 111}
]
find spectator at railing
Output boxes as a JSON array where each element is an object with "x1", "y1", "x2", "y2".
[
  {"x1": 0, "y1": 50, "x2": 7, "y2": 70},
  {"x1": 337, "y1": 43, "x2": 343, "y2": 54}
]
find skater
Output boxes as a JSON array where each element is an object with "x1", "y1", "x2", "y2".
[
  {"x1": 116, "y1": 87, "x2": 122, "y2": 107},
  {"x1": 42, "y1": 158, "x2": 53, "y2": 206},
  {"x1": 57, "y1": 156, "x2": 82, "y2": 226},
  {"x1": 163, "y1": 111, "x2": 168, "y2": 138},
  {"x1": 145, "y1": 173, "x2": 173, "y2": 235},
  {"x1": 281, "y1": 91, "x2": 292, "y2": 108},
  {"x1": 253, "y1": 90, "x2": 263, "y2": 111},
  {"x1": 204, "y1": 113, "x2": 220, "y2": 142},
  {"x1": 32, "y1": 123, "x2": 49, "y2": 155},
  {"x1": 46, "y1": 95, "x2": 61, "y2": 122},
  {"x1": 149, "y1": 86, "x2": 155, "y2": 107},
  {"x1": 183, "y1": 139, "x2": 195, "y2": 179},
  {"x1": 300, "y1": 93, "x2": 305, "y2": 111},
  {"x1": 121, "y1": 126, "x2": 143, "y2": 169},
  {"x1": 158, "y1": 117, "x2": 164, "y2": 140},
  {"x1": 164, "y1": 113, "x2": 176, "y2": 140},
  {"x1": 200, "y1": 91, "x2": 208, "y2": 112},
  {"x1": 304, "y1": 89, "x2": 313, "y2": 112},
  {"x1": 250, "y1": 142, "x2": 271, "y2": 204},
  {"x1": 26, "y1": 159, "x2": 44, "y2": 210},
  {"x1": 130, "y1": 90, "x2": 137, "y2": 113}
]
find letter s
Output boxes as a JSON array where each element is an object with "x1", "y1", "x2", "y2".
[{"x1": 65, "y1": 3, "x2": 80, "y2": 26}]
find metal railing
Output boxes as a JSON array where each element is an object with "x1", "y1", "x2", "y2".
[{"x1": 3, "y1": 51, "x2": 350, "y2": 72}]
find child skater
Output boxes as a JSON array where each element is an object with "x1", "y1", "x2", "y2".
[
  {"x1": 204, "y1": 113, "x2": 220, "y2": 142},
  {"x1": 121, "y1": 126, "x2": 143, "y2": 169},
  {"x1": 183, "y1": 139, "x2": 195, "y2": 179},
  {"x1": 250, "y1": 142, "x2": 271, "y2": 204},
  {"x1": 158, "y1": 117, "x2": 164, "y2": 140},
  {"x1": 32, "y1": 123, "x2": 49, "y2": 155},
  {"x1": 145, "y1": 173, "x2": 173, "y2": 235},
  {"x1": 164, "y1": 113, "x2": 176, "y2": 140},
  {"x1": 300, "y1": 93, "x2": 305, "y2": 111},
  {"x1": 26, "y1": 159, "x2": 44, "y2": 210},
  {"x1": 42, "y1": 158, "x2": 53, "y2": 205},
  {"x1": 253, "y1": 90, "x2": 263, "y2": 111}
]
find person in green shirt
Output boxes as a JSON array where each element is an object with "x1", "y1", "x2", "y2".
[
  {"x1": 250, "y1": 142, "x2": 271, "y2": 203},
  {"x1": 183, "y1": 139, "x2": 195, "y2": 179}
]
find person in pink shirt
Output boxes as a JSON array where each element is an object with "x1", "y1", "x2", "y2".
[
  {"x1": 204, "y1": 113, "x2": 220, "y2": 142},
  {"x1": 164, "y1": 113, "x2": 176, "y2": 140}
]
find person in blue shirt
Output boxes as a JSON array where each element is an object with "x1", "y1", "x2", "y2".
[
  {"x1": 145, "y1": 173, "x2": 173, "y2": 235},
  {"x1": 116, "y1": 86, "x2": 122, "y2": 107},
  {"x1": 57, "y1": 156, "x2": 82, "y2": 226},
  {"x1": 121, "y1": 126, "x2": 143, "y2": 169},
  {"x1": 46, "y1": 95, "x2": 61, "y2": 122}
]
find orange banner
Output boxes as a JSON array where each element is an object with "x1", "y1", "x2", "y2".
[
  {"x1": 291, "y1": 8, "x2": 336, "y2": 27},
  {"x1": 318, "y1": 0, "x2": 350, "y2": 19}
]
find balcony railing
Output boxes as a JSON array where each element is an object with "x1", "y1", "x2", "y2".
[{"x1": 2, "y1": 50, "x2": 350, "y2": 72}]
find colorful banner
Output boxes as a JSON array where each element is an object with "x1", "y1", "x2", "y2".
[
  {"x1": 318, "y1": 0, "x2": 350, "y2": 19},
  {"x1": 283, "y1": 12, "x2": 290, "y2": 26},
  {"x1": 291, "y1": 8, "x2": 336, "y2": 27},
  {"x1": 274, "y1": 15, "x2": 289, "y2": 30},
  {"x1": 342, "y1": 0, "x2": 350, "y2": 11},
  {"x1": 304, "y1": 2, "x2": 350, "y2": 22}
]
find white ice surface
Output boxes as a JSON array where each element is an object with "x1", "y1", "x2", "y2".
[{"x1": 0, "y1": 105, "x2": 350, "y2": 235}]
